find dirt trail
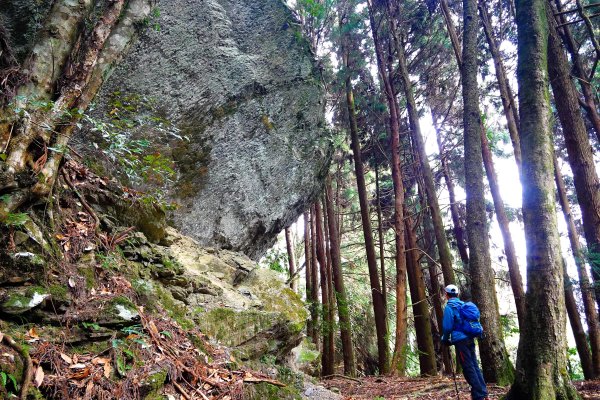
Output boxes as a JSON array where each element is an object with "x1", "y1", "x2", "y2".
[{"x1": 322, "y1": 376, "x2": 600, "y2": 399}]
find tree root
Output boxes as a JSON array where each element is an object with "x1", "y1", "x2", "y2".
[
  {"x1": 1, "y1": 333, "x2": 33, "y2": 400},
  {"x1": 61, "y1": 168, "x2": 100, "y2": 230},
  {"x1": 322, "y1": 374, "x2": 363, "y2": 383}
]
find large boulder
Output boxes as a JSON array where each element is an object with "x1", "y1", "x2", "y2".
[
  {"x1": 118, "y1": 227, "x2": 307, "y2": 362},
  {"x1": 160, "y1": 228, "x2": 308, "y2": 361},
  {"x1": 94, "y1": 0, "x2": 331, "y2": 259}
]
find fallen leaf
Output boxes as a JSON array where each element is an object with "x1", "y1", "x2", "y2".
[
  {"x1": 70, "y1": 367, "x2": 91, "y2": 380},
  {"x1": 69, "y1": 363, "x2": 87, "y2": 369},
  {"x1": 27, "y1": 327, "x2": 39, "y2": 338},
  {"x1": 147, "y1": 320, "x2": 160, "y2": 338},
  {"x1": 92, "y1": 357, "x2": 110, "y2": 365},
  {"x1": 34, "y1": 366, "x2": 44, "y2": 387},
  {"x1": 103, "y1": 362, "x2": 112, "y2": 379},
  {"x1": 68, "y1": 278, "x2": 76, "y2": 288},
  {"x1": 61, "y1": 353, "x2": 73, "y2": 364}
]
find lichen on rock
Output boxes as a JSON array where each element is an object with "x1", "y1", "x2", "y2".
[{"x1": 93, "y1": 0, "x2": 332, "y2": 259}]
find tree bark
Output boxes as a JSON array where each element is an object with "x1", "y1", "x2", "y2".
[
  {"x1": 405, "y1": 209, "x2": 437, "y2": 376},
  {"x1": 341, "y1": 7, "x2": 389, "y2": 373},
  {"x1": 285, "y1": 228, "x2": 298, "y2": 292},
  {"x1": 325, "y1": 179, "x2": 357, "y2": 377},
  {"x1": 315, "y1": 200, "x2": 334, "y2": 376},
  {"x1": 507, "y1": 0, "x2": 579, "y2": 397},
  {"x1": 322, "y1": 196, "x2": 336, "y2": 368},
  {"x1": 547, "y1": 3, "x2": 600, "y2": 317},
  {"x1": 462, "y1": 0, "x2": 514, "y2": 385},
  {"x1": 564, "y1": 259, "x2": 596, "y2": 380},
  {"x1": 310, "y1": 206, "x2": 321, "y2": 348},
  {"x1": 1, "y1": 0, "x2": 151, "y2": 219},
  {"x1": 303, "y1": 211, "x2": 316, "y2": 342},
  {"x1": 554, "y1": 154, "x2": 600, "y2": 378},
  {"x1": 374, "y1": 162, "x2": 387, "y2": 310}
]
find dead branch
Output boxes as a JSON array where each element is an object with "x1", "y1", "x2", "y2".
[
  {"x1": 173, "y1": 381, "x2": 193, "y2": 400},
  {"x1": 242, "y1": 376, "x2": 286, "y2": 387}
]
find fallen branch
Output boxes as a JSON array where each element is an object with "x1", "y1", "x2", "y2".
[
  {"x1": 173, "y1": 381, "x2": 192, "y2": 400},
  {"x1": 243, "y1": 376, "x2": 286, "y2": 387}
]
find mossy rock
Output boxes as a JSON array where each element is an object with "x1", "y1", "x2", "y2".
[
  {"x1": 0, "y1": 287, "x2": 50, "y2": 315},
  {"x1": 244, "y1": 381, "x2": 302, "y2": 400},
  {"x1": 139, "y1": 369, "x2": 168, "y2": 399}
]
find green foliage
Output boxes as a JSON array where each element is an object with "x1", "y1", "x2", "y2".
[
  {"x1": 0, "y1": 371, "x2": 18, "y2": 395},
  {"x1": 81, "y1": 322, "x2": 101, "y2": 331},
  {"x1": 142, "y1": 7, "x2": 162, "y2": 31},
  {"x1": 1, "y1": 212, "x2": 30, "y2": 227},
  {"x1": 262, "y1": 247, "x2": 288, "y2": 275},
  {"x1": 85, "y1": 91, "x2": 186, "y2": 207},
  {"x1": 566, "y1": 347, "x2": 584, "y2": 381}
]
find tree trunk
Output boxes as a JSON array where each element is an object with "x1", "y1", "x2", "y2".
[
  {"x1": 442, "y1": 0, "x2": 526, "y2": 334},
  {"x1": 374, "y1": 162, "x2": 387, "y2": 310},
  {"x1": 547, "y1": 4, "x2": 600, "y2": 317},
  {"x1": 315, "y1": 200, "x2": 334, "y2": 376},
  {"x1": 341, "y1": 9, "x2": 389, "y2": 374},
  {"x1": 554, "y1": 151, "x2": 600, "y2": 378},
  {"x1": 551, "y1": 0, "x2": 600, "y2": 144},
  {"x1": 310, "y1": 206, "x2": 321, "y2": 348},
  {"x1": 440, "y1": 0, "x2": 462, "y2": 66},
  {"x1": 507, "y1": 0, "x2": 579, "y2": 397},
  {"x1": 368, "y1": 0, "x2": 407, "y2": 375},
  {"x1": 0, "y1": 1, "x2": 151, "y2": 218},
  {"x1": 564, "y1": 259, "x2": 596, "y2": 380},
  {"x1": 462, "y1": 0, "x2": 514, "y2": 385},
  {"x1": 432, "y1": 116, "x2": 469, "y2": 269},
  {"x1": 303, "y1": 211, "x2": 316, "y2": 342},
  {"x1": 420, "y1": 193, "x2": 453, "y2": 375},
  {"x1": 325, "y1": 179, "x2": 357, "y2": 377},
  {"x1": 480, "y1": 128, "x2": 526, "y2": 329},
  {"x1": 479, "y1": 0, "x2": 522, "y2": 170},
  {"x1": 389, "y1": 15, "x2": 456, "y2": 287},
  {"x1": 405, "y1": 209, "x2": 437, "y2": 376},
  {"x1": 285, "y1": 228, "x2": 298, "y2": 292},
  {"x1": 322, "y1": 196, "x2": 336, "y2": 371}
]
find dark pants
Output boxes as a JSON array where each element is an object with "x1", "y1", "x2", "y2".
[{"x1": 455, "y1": 338, "x2": 488, "y2": 400}]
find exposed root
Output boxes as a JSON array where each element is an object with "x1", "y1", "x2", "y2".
[
  {"x1": 1, "y1": 333, "x2": 33, "y2": 400},
  {"x1": 61, "y1": 167, "x2": 100, "y2": 230},
  {"x1": 322, "y1": 373, "x2": 363, "y2": 383}
]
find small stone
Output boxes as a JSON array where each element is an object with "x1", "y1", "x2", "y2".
[{"x1": 13, "y1": 231, "x2": 30, "y2": 245}]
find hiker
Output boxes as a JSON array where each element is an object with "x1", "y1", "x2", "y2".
[{"x1": 441, "y1": 284, "x2": 489, "y2": 400}]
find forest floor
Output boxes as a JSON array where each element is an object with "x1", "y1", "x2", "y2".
[{"x1": 322, "y1": 375, "x2": 600, "y2": 399}]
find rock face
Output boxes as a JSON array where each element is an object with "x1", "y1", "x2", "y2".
[
  {"x1": 125, "y1": 227, "x2": 308, "y2": 361},
  {"x1": 95, "y1": 0, "x2": 331, "y2": 259}
]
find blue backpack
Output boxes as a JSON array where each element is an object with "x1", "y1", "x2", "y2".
[{"x1": 456, "y1": 302, "x2": 484, "y2": 338}]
